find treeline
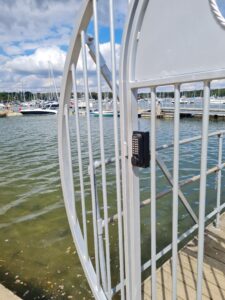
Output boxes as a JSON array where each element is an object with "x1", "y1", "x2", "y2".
[
  {"x1": 0, "y1": 92, "x2": 48, "y2": 102},
  {"x1": 1, "y1": 89, "x2": 225, "y2": 103},
  {"x1": 0, "y1": 91, "x2": 113, "y2": 103}
]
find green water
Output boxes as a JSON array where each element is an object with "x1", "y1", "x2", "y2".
[
  {"x1": 0, "y1": 115, "x2": 225, "y2": 299},
  {"x1": 0, "y1": 116, "x2": 92, "y2": 299}
]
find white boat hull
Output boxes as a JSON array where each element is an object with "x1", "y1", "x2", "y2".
[{"x1": 20, "y1": 109, "x2": 57, "y2": 115}]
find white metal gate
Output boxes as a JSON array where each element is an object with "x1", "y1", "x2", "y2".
[
  {"x1": 58, "y1": 0, "x2": 125, "y2": 299},
  {"x1": 58, "y1": 0, "x2": 225, "y2": 299}
]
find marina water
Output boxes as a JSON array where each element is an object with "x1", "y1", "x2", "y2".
[{"x1": 0, "y1": 114, "x2": 225, "y2": 299}]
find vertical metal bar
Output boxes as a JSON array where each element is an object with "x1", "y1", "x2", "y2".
[
  {"x1": 172, "y1": 84, "x2": 180, "y2": 300},
  {"x1": 151, "y1": 87, "x2": 157, "y2": 300},
  {"x1": 120, "y1": 89, "x2": 132, "y2": 298},
  {"x1": 128, "y1": 89, "x2": 141, "y2": 300},
  {"x1": 71, "y1": 63, "x2": 88, "y2": 259},
  {"x1": 92, "y1": 1, "x2": 112, "y2": 296},
  {"x1": 197, "y1": 80, "x2": 210, "y2": 300},
  {"x1": 64, "y1": 104, "x2": 76, "y2": 220},
  {"x1": 94, "y1": 173, "x2": 108, "y2": 292},
  {"x1": 97, "y1": 224, "x2": 108, "y2": 293},
  {"x1": 81, "y1": 31, "x2": 100, "y2": 290},
  {"x1": 216, "y1": 134, "x2": 223, "y2": 227},
  {"x1": 109, "y1": 0, "x2": 125, "y2": 298}
]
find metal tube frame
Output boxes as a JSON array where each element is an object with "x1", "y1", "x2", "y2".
[
  {"x1": 81, "y1": 30, "x2": 101, "y2": 290},
  {"x1": 117, "y1": 80, "x2": 225, "y2": 299},
  {"x1": 58, "y1": 0, "x2": 108, "y2": 298},
  {"x1": 172, "y1": 84, "x2": 180, "y2": 300},
  {"x1": 58, "y1": 0, "x2": 225, "y2": 298},
  {"x1": 107, "y1": 159, "x2": 225, "y2": 225},
  {"x1": 109, "y1": 0, "x2": 125, "y2": 299},
  {"x1": 140, "y1": 201, "x2": 225, "y2": 274},
  {"x1": 71, "y1": 64, "x2": 88, "y2": 259},
  {"x1": 197, "y1": 81, "x2": 210, "y2": 299},
  {"x1": 93, "y1": 130, "x2": 225, "y2": 171},
  {"x1": 93, "y1": 0, "x2": 112, "y2": 297},
  {"x1": 216, "y1": 134, "x2": 223, "y2": 227},
  {"x1": 151, "y1": 87, "x2": 157, "y2": 300}
]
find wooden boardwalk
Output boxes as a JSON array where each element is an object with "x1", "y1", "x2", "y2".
[{"x1": 143, "y1": 213, "x2": 225, "y2": 300}]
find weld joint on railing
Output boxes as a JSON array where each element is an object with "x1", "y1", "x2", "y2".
[{"x1": 218, "y1": 164, "x2": 224, "y2": 172}]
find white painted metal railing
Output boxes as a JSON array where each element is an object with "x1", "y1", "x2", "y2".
[
  {"x1": 58, "y1": 0, "x2": 225, "y2": 299},
  {"x1": 58, "y1": 1, "x2": 125, "y2": 299}
]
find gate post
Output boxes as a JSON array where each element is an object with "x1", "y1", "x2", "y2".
[{"x1": 120, "y1": 86, "x2": 142, "y2": 299}]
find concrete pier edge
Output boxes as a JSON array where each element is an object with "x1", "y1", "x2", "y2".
[{"x1": 0, "y1": 284, "x2": 22, "y2": 300}]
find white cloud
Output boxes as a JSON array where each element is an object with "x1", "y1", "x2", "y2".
[
  {"x1": 0, "y1": 42, "x2": 121, "y2": 92},
  {"x1": 0, "y1": 0, "x2": 127, "y2": 91},
  {"x1": 0, "y1": 0, "x2": 81, "y2": 45},
  {"x1": 0, "y1": 0, "x2": 127, "y2": 48},
  {"x1": 0, "y1": 46, "x2": 65, "y2": 91},
  {"x1": 5, "y1": 46, "x2": 66, "y2": 75}
]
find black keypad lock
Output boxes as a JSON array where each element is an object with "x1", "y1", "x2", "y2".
[{"x1": 131, "y1": 131, "x2": 150, "y2": 168}]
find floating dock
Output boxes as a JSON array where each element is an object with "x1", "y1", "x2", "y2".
[
  {"x1": 140, "y1": 107, "x2": 225, "y2": 119},
  {"x1": 143, "y1": 212, "x2": 225, "y2": 299}
]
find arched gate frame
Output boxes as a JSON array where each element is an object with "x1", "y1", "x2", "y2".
[
  {"x1": 58, "y1": 0, "x2": 225, "y2": 299},
  {"x1": 58, "y1": 0, "x2": 125, "y2": 299}
]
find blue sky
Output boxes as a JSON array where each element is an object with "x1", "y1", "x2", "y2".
[
  {"x1": 0, "y1": 0, "x2": 225, "y2": 92},
  {"x1": 217, "y1": 0, "x2": 225, "y2": 15}
]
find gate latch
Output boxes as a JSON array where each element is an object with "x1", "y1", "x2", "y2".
[{"x1": 131, "y1": 131, "x2": 150, "y2": 168}]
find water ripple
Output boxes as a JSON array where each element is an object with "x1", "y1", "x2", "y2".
[{"x1": 0, "y1": 202, "x2": 63, "y2": 229}]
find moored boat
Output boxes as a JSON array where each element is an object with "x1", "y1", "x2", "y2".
[
  {"x1": 20, "y1": 108, "x2": 57, "y2": 115},
  {"x1": 20, "y1": 102, "x2": 58, "y2": 115},
  {"x1": 92, "y1": 110, "x2": 119, "y2": 117},
  {"x1": 210, "y1": 97, "x2": 225, "y2": 104}
]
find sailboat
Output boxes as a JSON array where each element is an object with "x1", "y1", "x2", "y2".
[{"x1": 21, "y1": 63, "x2": 59, "y2": 115}]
